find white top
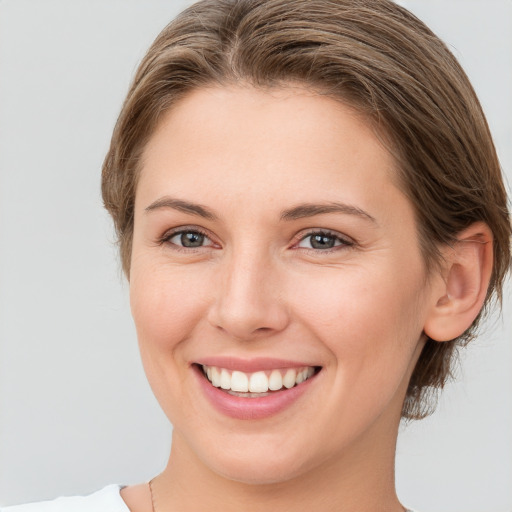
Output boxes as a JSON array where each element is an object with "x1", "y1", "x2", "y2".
[
  {"x1": 1, "y1": 485, "x2": 417, "y2": 512},
  {"x1": 0, "y1": 485, "x2": 129, "y2": 512}
]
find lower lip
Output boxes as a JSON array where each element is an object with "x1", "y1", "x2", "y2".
[{"x1": 194, "y1": 366, "x2": 318, "y2": 420}]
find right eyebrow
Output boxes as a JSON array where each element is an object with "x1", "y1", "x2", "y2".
[
  {"x1": 144, "y1": 197, "x2": 218, "y2": 220},
  {"x1": 280, "y1": 201, "x2": 377, "y2": 224}
]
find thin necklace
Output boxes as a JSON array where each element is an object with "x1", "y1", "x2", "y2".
[
  {"x1": 149, "y1": 478, "x2": 156, "y2": 512},
  {"x1": 148, "y1": 476, "x2": 412, "y2": 512}
]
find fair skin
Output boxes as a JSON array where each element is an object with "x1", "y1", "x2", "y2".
[{"x1": 121, "y1": 85, "x2": 493, "y2": 512}]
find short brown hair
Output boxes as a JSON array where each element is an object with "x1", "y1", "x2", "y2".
[{"x1": 101, "y1": 0, "x2": 511, "y2": 419}]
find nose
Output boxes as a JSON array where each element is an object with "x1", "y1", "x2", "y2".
[{"x1": 207, "y1": 249, "x2": 290, "y2": 341}]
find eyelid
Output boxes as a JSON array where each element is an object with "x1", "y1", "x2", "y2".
[
  {"x1": 157, "y1": 226, "x2": 354, "y2": 252},
  {"x1": 158, "y1": 225, "x2": 219, "y2": 248},
  {"x1": 292, "y1": 229, "x2": 355, "y2": 250}
]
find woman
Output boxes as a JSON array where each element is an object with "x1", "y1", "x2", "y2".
[{"x1": 3, "y1": 0, "x2": 510, "y2": 510}]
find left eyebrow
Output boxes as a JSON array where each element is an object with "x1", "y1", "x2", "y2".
[
  {"x1": 280, "y1": 202, "x2": 377, "y2": 224},
  {"x1": 144, "y1": 197, "x2": 218, "y2": 220}
]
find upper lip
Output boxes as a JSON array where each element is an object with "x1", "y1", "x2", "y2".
[{"x1": 193, "y1": 356, "x2": 320, "y2": 373}]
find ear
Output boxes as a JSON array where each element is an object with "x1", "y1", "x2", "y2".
[{"x1": 424, "y1": 222, "x2": 493, "y2": 342}]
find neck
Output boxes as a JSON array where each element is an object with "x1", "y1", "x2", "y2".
[{"x1": 152, "y1": 411, "x2": 404, "y2": 512}]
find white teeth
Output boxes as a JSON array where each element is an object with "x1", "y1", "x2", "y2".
[
  {"x1": 220, "y1": 369, "x2": 231, "y2": 390},
  {"x1": 268, "y1": 369, "x2": 283, "y2": 391},
  {"x1": 283, "y1": 369, "x2": 297, "y2": 388},
  {"x1": 249, "y1": 371, "x2": 269, "y2": 393},
  {"x1": 202, "y1": 365, "x2": 317, "y2": 394},
  {"x1": 211, "y1": 367, "x2": 221, "y2": 387},
  {"x1": 231, "y1": 371, "x2": 249, "y2": 392}
]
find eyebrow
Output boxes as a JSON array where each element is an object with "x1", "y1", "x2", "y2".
[
  {"x1": 145, "y1": 197, "x2": 376, "y2": 224},
  {"x1": 145, "y1": 197, "x2": 218, "y2": 220},
  {"x1": 280, "y1": 202, "x2": 377, "y2": 224}
]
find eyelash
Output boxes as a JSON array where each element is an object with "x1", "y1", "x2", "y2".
[
  {"x1": 158, "y1": 227, "x2": 355, "y2": 253},
  {"x1": 158, "y1": 227, "x2": 215, "y2": 252},
  {"x1": 294, "y1": 230, "x2": 355, "y2": 253}
]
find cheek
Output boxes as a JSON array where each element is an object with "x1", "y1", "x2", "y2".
[
  {"x1": 129, "y1": 260, "x2": 209, "y2": 353},
  {"x1": 291, "y1": 260, "x2": 427, "y2": 368},
  {"x1": 293, "y1": 264, "x2": 428, "y2": 438},
  {"x1": 129, "y1": 261, "x2": 213, "y2": 422}
]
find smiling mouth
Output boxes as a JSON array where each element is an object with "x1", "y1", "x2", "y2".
[{"x1": 199, "y1": 364, "x2": 321, "y2": 397}]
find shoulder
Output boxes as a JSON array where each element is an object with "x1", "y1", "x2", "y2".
[{"x1": 0, "y1": 485, "x2": 129, "y2": 512}]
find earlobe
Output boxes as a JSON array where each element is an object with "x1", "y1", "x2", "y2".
[{"x1": 424, "y1": 222, "x2": 493, "y2": 342}]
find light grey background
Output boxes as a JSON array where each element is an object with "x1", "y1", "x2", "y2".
[{"x1": 0, "y1": 1, "x2": 510, "y2": 511}]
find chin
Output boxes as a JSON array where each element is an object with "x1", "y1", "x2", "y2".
[
  {"x1": 190, "y1": 431, "x2": 325, "y2": 486},
  {"x1": 208, "y1": 454, "x2": 312, "y2": 486}
]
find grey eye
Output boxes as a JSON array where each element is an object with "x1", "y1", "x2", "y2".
[
  {"x1": 169, "y1": 231, "x2": 208, "y2": 248},
  {"x1": 309, "y1": 233, "x2": 337, "y2": 249},
  {"x1": 297, "y1": 232, "x2": 351, "y2": 250}
]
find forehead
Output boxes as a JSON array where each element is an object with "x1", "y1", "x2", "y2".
[{"x1": 136, "y1": 85, "x2": 407, "y2": 225}]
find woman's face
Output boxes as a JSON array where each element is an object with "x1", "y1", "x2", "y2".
[{"x1": 130, "y1": 86, "x2": 436, "y2": 483}]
